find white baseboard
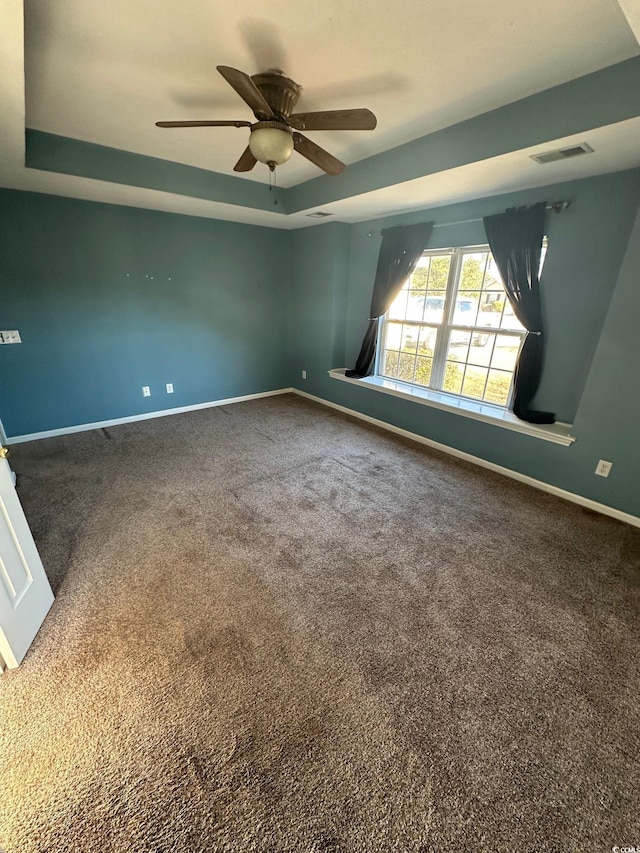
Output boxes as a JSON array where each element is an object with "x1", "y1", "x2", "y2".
[
  {"x1": 5, "y1": 388, "x2": 293, "y2": 444},
  {"x1": 291, "y1": 388, "x2": 640, "y2": 529},
  {"x1": 7, "y1": 385, "x2": 638, "y2": 528}
]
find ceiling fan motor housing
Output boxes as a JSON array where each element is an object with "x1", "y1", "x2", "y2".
[{"x1": 251, "y1": 70, "x2": 301, "y2": 120}]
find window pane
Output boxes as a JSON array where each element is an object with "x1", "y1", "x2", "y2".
[
  {"x1": 500, "y1": 302, "x2": 525, "y2": 331},
  {"x1": 447, "y1": 329, "x2": 471, "y2": 361},
  {"x1": 491, "y1": 334, "x2": 521, "y2": 372},
  {"x1": 428, "y1": 256, "x2": 451, "y2": 291},
  {"x1": 413, "y1": 356, "x2": 433, "y2": 387},
  {"x1": 397, "y1": 352, "x2": 416, "y2": 382},
  {"x1": 400, "y1": 325, "x2": 419, "y2": 353},
  {"x1": 478, "y1": 295, "x2": 502, "y2": 328},
  {"x1": 485, "y1": 255, "x2": 503, "y2": 290},
  {"x1": 388, "y1": 288, "x2": 409, "y2": 320},
  {"x1": 461, "y1": 365, "x2": 488, "y2": 400},
  {"x1": 486, "y1": 369, "x2": 512, "y2": 406},
  {"x1": 467, "y1": 332, "x2": 495, "y2": 367},
  {"x1": 422, "y1": 292, "x2": 446, "y2": 324},
  {"x1": 482, "y1": 258, "x2": 510, "y2": 329},
  {"x1": 418, "y1": 325, "x2": 438, "y2": 353},
  {"x1": 406, "y1": 296, "x2": 425, "y2": 321},
  {"x1": 409, "y1": 259, "x2": 429, "y2": 296},
  {"x1": 383, "y1": 322, "x2": 403, "y2": 350},
  {"x1": 443, "y1": 359, "x2": 463, "y2": 394},
  {"x1": 460, "y1": 253, "x2": 487, "y2": 291},
  {"x1": 382, "y1": 350, "x2": 399, "y2": 378},
  {"x1": 454, "y1": 292, "x2": 480, "y2": 326}
]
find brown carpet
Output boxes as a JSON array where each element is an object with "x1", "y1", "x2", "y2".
[{"x1": 1, "y1": 394, "x2": 639, "y2": 852}]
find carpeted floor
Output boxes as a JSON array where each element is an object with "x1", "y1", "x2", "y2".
[{"x1": 1, "y1": 394, "x2": 639, "y2": 852}]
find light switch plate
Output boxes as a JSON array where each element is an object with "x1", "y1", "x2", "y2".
[{"x1": 0, "y1": 330, "x2": 21, "y2": 344}]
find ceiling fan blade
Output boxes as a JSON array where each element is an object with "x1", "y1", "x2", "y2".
[
  {"x1": 156, "y1": 120, "x2": 252, "y2": 128},
  {"x1": 288, "y1": 109, "x2": 377, "y2": 131},
  {"x1": 293, "y1": 133, "x2": 345, "y2": 176},
  {"x1": 216, "y1": 66, "x2": 273, "y2": 120},
  {"x1": 233, "y1": 146, "x2": 258, "y2": 172}
]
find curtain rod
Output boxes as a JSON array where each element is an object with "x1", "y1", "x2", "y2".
[{"x1": 367, "y1": 201, "x2": 569, "y2": 237}]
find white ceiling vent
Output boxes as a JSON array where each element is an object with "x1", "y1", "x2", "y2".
[
  {"x1": 530, "y1": 143, "x2": 594, "y2": 165},
  {"x1": 306, "y1": 211, "x2": 333, "y2": 218}
]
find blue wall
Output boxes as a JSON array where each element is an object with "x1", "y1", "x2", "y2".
[
  {"x1": 289, "y1": 170, "x2": 640, "y2": 517},
  {"x1": 0, "y1": 190, "x2": 290, "y2": 435},
  {"x1": 288, "y1": 221, "x2": 351, "y2": 388},
  {"x1": 570, "y1": 202, "x2": 640, "y2": 513},
  {"x1": 1, "y1": 167, "x2": 639, "y2": 517}
]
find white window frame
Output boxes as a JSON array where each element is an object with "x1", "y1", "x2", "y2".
[{"x1": 377, "y1": 244, "x2": 527, "y2": 409}]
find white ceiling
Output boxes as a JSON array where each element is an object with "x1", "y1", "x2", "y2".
[{"x1": 1, "y1": 0, "x2": 639, "y2": 226}]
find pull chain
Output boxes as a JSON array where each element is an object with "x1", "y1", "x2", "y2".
[{"x1": 268, "y1": 162, "x2": 278, "y2": 206}]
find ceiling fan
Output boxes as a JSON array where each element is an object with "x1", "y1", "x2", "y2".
[{"x1": 156, "y1": 66, "x2": 377, "y2": 176}]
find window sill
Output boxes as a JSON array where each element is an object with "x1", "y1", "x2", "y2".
[{"x1": 328, "y1": 369, "x2": 575, "y2": 446}]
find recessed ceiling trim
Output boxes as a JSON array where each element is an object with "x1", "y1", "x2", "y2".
[
  {"x1": 4, "y1": 0, "x2": 640, "y2": 230},
  {"x1": 285, "y1": 56, "x2": 640, "y2": 214},
  {"x1": 25, "y1": 129, "x2": 288, "y2": 215}
]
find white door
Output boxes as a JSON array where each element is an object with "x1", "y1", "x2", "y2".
[{"x1": 0, "y1": 448, "x2": 54, "y2": 669}]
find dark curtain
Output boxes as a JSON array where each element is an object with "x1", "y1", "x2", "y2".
[
  {"x1": 346, "y1": 222, "x2": 433, "y2": 378},
  {"x1": 483, "y1": 203, "x2": 555, "y2": 424}
]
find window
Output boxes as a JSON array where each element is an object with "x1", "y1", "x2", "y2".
[{"x1": 378, "y1": 245, "x2": 531, "y2": 408}]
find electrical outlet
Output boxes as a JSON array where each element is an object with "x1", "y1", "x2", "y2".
[
  {"x1": 166, "y1": 383, "x2": 174, "y2": 394},
  {"x1": 301, "y1": 370, "x2": 307, "y2": 380},
  {"x1": 595, "y1": 459, "x2": 612, "y2": 478},
  {"x1": 142, "y1": 386, "x2": 151, "y2": 397},
  {"x1": 0, "y1": 330, "x2": 21, "y2": 344}
]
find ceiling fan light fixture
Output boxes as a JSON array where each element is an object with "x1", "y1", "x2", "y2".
[{"x1": 249, "y1": 122, "x2": 294, "y2": 168}]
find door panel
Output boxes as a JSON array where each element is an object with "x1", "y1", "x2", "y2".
[{"x1": 0, "y1": 454, "x2": 54, "y2": 668}]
